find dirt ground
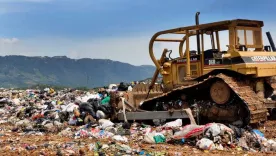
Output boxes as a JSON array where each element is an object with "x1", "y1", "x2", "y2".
[{"x1": 0, "y1": 121, "x2": 276, "y2": 156}]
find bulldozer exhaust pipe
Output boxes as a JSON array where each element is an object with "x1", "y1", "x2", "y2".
[
  {"x1": 266, "y1": 32, "x2": 276, "y2": 52},
  {"x1": 195, "y1": 12, "x2": 201, "y2": 54}
]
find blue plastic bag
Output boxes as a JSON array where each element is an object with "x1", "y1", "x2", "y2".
[{"x1": 252, "y1": 129, "x2": 264, "y2": 138}]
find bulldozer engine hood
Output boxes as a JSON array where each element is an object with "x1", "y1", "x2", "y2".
[{"x1": 232, "y1": 55, "x2": 276, "y2": 64}]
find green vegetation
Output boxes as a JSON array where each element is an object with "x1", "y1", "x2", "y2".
[{"x1": 0, "y1": 55, "x2": 155, "y2": 88}]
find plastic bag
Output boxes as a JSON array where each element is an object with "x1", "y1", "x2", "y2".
[
  {"x1": 96, "y1": 110, "x2": 106, "y2": 119},
  {"x1": 204, "y1": 123, "x2": 220, "y2": 137},
  {"x1": 196, "y1": 138, "x2": 216, "y2": 150},
  {"x1": 217, "y1": 123, "x2": 234, "y2": 134},
  {"x1": 112, "y1": 135, "x2": 128, "y2": 143},
  {"x1": 62, "y1": 103, "x2": 79, "y2": 112},
  {"x1": 163, "y1": 119, "x2": 182, "y2": 128},
  {"x1": 203, "y1": 123, "x2": 233, "y2": 144},
  {"x1": 143, "y1": 132, "x2": 156, "y2": 144},
  {"x1": 98, "y1": 119, "x2": 114, "y2": 129},
  {"x1": 204, "y1": 123, "x2": 234, "y2": 136},
  {"x1": 172, "y1": 124, "x2": 205, "y2": 139},
  {"x1": 252, "y1": 129, "x2": 264, "y2": 138},
  {"x1": 153, "y1": 133, "x2": 166, "y2": 143}
]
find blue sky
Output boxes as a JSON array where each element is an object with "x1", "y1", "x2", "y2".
[{"x1": 0, "y1": 0, "x2": 276, "y2": 65}]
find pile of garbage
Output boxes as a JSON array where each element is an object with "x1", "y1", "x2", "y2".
[
  {"x1": 142, "y1": 120, "x2": 276, "y2": 152},
  {"x1": 0, "y1": 87, "x2": 275, "y2": 155}
]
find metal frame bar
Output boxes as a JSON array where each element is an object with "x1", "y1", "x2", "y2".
[
  {"x1": 117, "y1": 110, "x2": 194, "y2": 120},
  {"x1": 155, "y1": 39, "x2": 183, "y2": 42},
  {"x1": 186, "y1": 30, "x2": 191, "y2": 77},
  {"x1": 211, "y1": 31, "x2": 215, "y2": 49},
  {"x1": 215, "y1": 31, "x2": 220, "y2": 51},
  {"x1": 201, "y1": 32, "x2": 204, "y2": 75}
]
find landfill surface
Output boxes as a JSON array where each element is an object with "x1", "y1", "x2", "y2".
[{"x1": 0, "y1": 87, "x2": 276, "y2": 156}]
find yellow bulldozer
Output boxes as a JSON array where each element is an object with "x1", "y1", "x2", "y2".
[{"x1": 114, "y1": 12, "x2": 276, "y2": 127}]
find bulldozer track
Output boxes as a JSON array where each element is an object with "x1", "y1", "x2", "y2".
[
  {"x1": 141, "y1": 73, "x2": 269, "y2": 125},
  {"x1": 216, "y1": 74, "x2": 267, "y2": 124}
]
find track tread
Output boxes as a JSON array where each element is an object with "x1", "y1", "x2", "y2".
[
  {"x1": 142, "y1": 73, "x2": 268, "y2": 124},
  {"x1": 216, "y1": 74, "x2": 267, "y2": 123}
]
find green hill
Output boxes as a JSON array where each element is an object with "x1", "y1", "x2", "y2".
[{"x1": 0, "y1": 55, "x2": 155, "y2": 88}]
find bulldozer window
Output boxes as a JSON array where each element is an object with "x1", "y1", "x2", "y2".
[
  {"x1": 217, "y1": 30, "x2": 229, "y2": 51},
  {"x1": 201, "y1": 30, "x2": 228, "y2": 51},
  {"x1": 237, "y1": 30, "x2": 245, "y2": 45},
  {"x1": 246, "y1": 30, "x2": 254, "y2": 45},
  {"x1": 236, "y1": 27, "x2": 262, "y2": 49},
  {"x1": 253, "y1": 29, "x2": 262, "y2": 45}
]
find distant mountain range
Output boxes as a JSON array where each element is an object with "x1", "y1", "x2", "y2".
[{"x1": 0, "y1": 55, "x2": 156, "y2": 88}]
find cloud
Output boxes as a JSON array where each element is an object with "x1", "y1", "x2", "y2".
[{"x1": 0, "y1": 38, "x2": 19, "y2": 44}]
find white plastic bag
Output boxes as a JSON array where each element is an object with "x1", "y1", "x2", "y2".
[
  {"x1": 204, "y1": 123, "x2": 221, "y2": 137},
  {"x1": 96, "y1": 110, "x2": 106, "y2": 119},
  {"x1": 163, "y1": 119, "x2": 182, "y2": 128},
  {"x1": 62, "y1": 103, "x2": 79, "y2": 112},
  {"x1": 112, "y1": 135, "x2": 128, "y2": 143},
  {"x1": 196, "y1": 138, "x2": 216, "y2": 150},
  {"x1": 98, "y1": 119, "x2": 114, "y2": 129},
  {"x1": 143, "y1": 132, "x2": 156, "y2": 144}
]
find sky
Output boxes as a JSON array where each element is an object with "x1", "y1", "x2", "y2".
[{"x1": 0, "y1": 0, "x2": 276, "y2": 66}]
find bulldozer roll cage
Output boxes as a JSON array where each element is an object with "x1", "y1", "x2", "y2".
[{"x1": 150, "y1": 18, "x2": 264, "y2": 78}]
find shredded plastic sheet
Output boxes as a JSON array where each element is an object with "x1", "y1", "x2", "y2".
[{"x1": 172, "y1": 124, "x2": 205, "y2": 139}]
